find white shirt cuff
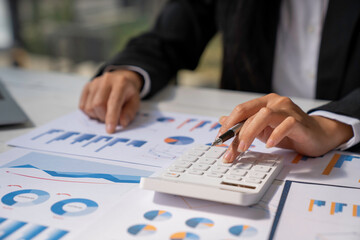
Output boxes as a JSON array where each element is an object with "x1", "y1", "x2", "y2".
[
  {"x1": 104, "y1": 65, "x2": 151, "y2": 99},
  {"x1": 309, "y1": 110, "x2": 360, "y2": 150}
]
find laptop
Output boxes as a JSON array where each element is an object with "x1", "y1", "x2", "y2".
[{"x1": 0, "y1": 79, "x2": 29, "y2": 125}]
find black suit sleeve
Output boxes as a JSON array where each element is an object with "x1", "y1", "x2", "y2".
[
  {"x1": 94, "y1": 0, "x2": 217, "y2": 98},
  {"x1": 308, "y1": 88, "x2": 360, "y2": 152}
]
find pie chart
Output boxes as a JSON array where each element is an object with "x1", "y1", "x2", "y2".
[
  {"x1": 127, "y1": 224, "x2": 156, "y2": 236},
  {"x1": 1, "y1": 189, "x2": 50, "y2": 207},
  {"x1": 164, "y1": 136, "x2": 194, "y2": 145},
  {"x1": 170, "y1": 232, "x2": 199, "y2": 240},
  {"x1": 229, "y1": 225, "x2": 257, "y2": 237},
  {"x1": 185, "y1": 217, "x2": 214, "y2": 229},
  {"x1": 144, "y1": 210, "x2": 172, "y2": 221},
  {"x1": 51, "y1": 198, "x2": 98, "y2": 217}
]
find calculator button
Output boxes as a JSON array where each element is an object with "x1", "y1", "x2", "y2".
[
  {"x1": 163, "y1": 172, "x2": 180, "y2": 178},
  {"x1": 199, "y1": 158, "x2": 216, "y2": 165},
  {"x1": 238, "y1": 157, "x2": 257, "y2": 164},
  {"x1": 253, "y1": 165, "x2": 271, "y2": 172},
  {"x1": 226, "y1": 174, "x2": 242, "y2": 181},
  {"x1": 174, "y1": 161, "x2": 192, "y2": 168},
  {"x1": 194, "y1": 145, "x2": 210, "y2": 151},
  {"x1": 204, "y1": 147, "x2": 226, "y2": 158},
  {"x1": 261, "y1": 153, "x2": 280, "y2": 160},
  {"x1": 217, "y1": 161, "x2": 233, "y2": 167},
  {"x1": 257, "y1": 160, "x2": 276, "y2": 167},
  {"x1": 245, "y1": 152, "x2": 263, "y2": 159},
  {"x1": 192, "y1": 164, "x2": 210, "y2": 171},
  {"x1": 207, "y1": 172, "x2": 223, "y2": 178},
  {"x1": 249, "y1": 172, "x2": 266, "y2": 179},
  {"x1": 230, "y1": 169, "x2": 247, "y2": 176},
  {"x1": 245, "y1": 178, "x2": 262, "y2": 184},
  {"x1": 234, "y1": 163, "x2": 252, "y2": 170},
  {"x1": 181, "y1": 155, "x2": 198, "y2": 162},
  {"x1": 187, "y1": 149, "x2": 204, "y2": 157},
  {"x1": 211, "y1": 166, "x2": 229, "y2": 174},
  {"x1": 187, "y1": 170, "x2": 204, "y2": 175},
  {"x1": 168, "y1": 167, "x2": 186, "y2": 173}
]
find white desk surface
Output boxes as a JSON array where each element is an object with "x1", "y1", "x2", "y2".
[{"x1": 0, "y1": 67, "x2": 328, "y2": 153}]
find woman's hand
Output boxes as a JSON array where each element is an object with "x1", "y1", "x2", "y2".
[
  {"x1": 79, "y1": 70, "x2": 142, "y2": 133},
  {"x1": 218, "y1": 93, "x2": 354, "y2": 162}
]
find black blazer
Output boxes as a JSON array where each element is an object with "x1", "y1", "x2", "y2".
[{"x1": 96, "y1": 0, "x2": 360, "y2": 150}]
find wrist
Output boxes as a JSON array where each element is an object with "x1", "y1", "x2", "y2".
[
  {"x1": 312, "y1": 115, "x2": 354, "y2": 147},
  {"x1": 113, "y1": 69, "x2": 144, "y2": 93}
]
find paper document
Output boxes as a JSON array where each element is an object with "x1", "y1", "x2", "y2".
[
  {"x1": 0, "y1": 149, "x2": 155, "y2": 239},
  {"x1": 277, "y1": 151, "x2": 360, "y2": 188},
  {"x1": 270, "y1": 181, "x2": 360, "y2": 240},
  {"x1": 8, "y1": 110, "x2": 228, "y2": 168},
  {"x1": 9, "y1": 109, "x2": 360, "y2": 187},
  {"x1": 81, "y1": 182, "x2": 284, "y2": 240}
]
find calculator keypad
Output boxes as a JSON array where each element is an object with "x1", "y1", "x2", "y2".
[{"x1": 164, "y1": 145, "x2": 282, "y2": 189}]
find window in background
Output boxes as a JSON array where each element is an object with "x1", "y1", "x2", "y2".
[{"x1": 0, "y1": 0, "x2": 222, "y2": 88}]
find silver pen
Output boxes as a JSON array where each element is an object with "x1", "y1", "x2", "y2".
[{"x1": 211, "y1": 122, "x2": 244, "y2": 146}]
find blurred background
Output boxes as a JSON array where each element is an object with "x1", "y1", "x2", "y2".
[{"x1": 0, "y1": 0, "x2": 222, "y2": 88}]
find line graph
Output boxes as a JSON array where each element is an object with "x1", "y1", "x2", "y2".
[{"x1": 1, "y1": 152, "x2": 153, "y2": 184}]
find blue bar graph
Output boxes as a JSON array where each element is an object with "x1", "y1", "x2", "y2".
[
  {"x1": 46, "y1": 132, "x2": 80, "y2": 144},
  {"x1": 190, "y1": 120, "x2": 211, "y2": 131},
  {"x1": 71, "y1": 134, "x2": 96, "y2": 144},
  {"x1": 209, "y1": 122, "x2": 221, "y2": 131},
  {"x1": 0, "y1": 218, "x2": 68, "y2": 240},
  {"x1": 127, "y1": 140, "x2": 147, "y2": 147},
  {"x1": 82, "y1": 136, "x2": 113, "y2": 147},
  {"x1": 0, "y1": 219, "x2": 26, "y2": 239},
  {"x1": 332, "y1": 202, "x2": 347, "y2": 214},
  {"x1": 334, "y1": 155, "x2": 360, "y2": 168},
  {"x1": 177, "y1": 118, "x2": 197, "y2": 129},
  {"x1": 47, "y1": 229, "x2": 69, "y2": 240},
  {"x1": 30, "y1": 129, "x2": 148, "y2": 154},
  {"x1": 21, "y1": 224, "x2": 47, "y2": 239},
  {"x1": 309, "y1": 199, "x2": 326, "y2": 212},
  {"x1": 95, "y1": 138, "x2": 129, "y2": 152},
  {"x1": 314, "y1": 200, "x2": 326, "y2": 207},
  {"x1": 31, "y1": 129, "x2": 64, "y2": 140},
  {"x1": 157, "y1": 117, "x2": 175, "y2": 122}
]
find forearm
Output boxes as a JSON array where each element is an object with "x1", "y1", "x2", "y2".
[
  {"x1": 95, "y1": 0, "x2": 217, "y2": 98},
  {"x1": 309, "y1": 88, "x2": 360, "y2": 119}
]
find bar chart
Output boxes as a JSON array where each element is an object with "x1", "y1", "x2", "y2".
[
  {"x1": 271, "y1": 181, "x2": 360, "y2": 239},
  {"x1": 0, "y1": 218, "x2": 68, "y2": 240},
  {"x1": 8, "y1": 110, "x2": 224, "y2": 168},
  {"x1": 322, "y1": 153, "x2": 360, "y2": 175}
]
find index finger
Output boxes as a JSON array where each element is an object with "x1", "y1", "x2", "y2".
[
  {"x1": 217, "y1": 96, "x2": 269, "y2": 137},
  {"x1": 105, "y1": 84, "x2": 128, "y2": 133}
]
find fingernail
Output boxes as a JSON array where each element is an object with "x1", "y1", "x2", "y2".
[
  {"x1": 222, "y1": 151, "x2": 232, "y2": 163},
  {"x1": 106, "y1": 124, "x2": 114, "y2": 133},
  {"x1": 237, "y1": 140, "x2": 246, "y2": 152},
  {"x1": 266, "y1": 139, "x2": 275, "y2": 148}
]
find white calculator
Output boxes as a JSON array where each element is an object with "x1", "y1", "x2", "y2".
[{"x1": 140, "y1": 145, "x2": 283, "y2": 206}]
